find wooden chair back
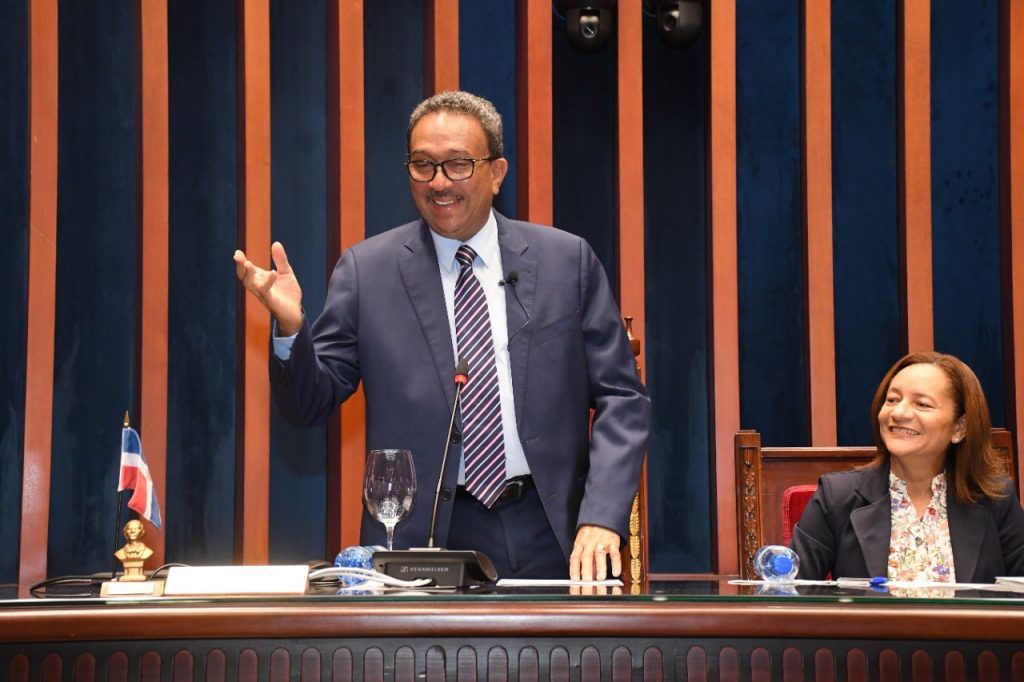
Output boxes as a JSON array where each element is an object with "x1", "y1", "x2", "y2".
[
  {"x1": 621, "y1": 317, "x2": 647, "y2": 592},
  {"x1": 734, "y1": 428, "x2": 1016, "y2": 579}
]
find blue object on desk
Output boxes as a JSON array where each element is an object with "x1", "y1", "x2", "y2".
[
  {"x1": 334, "y1": 546, "x2": 378, "y2": 586},
  {"x1": 869, "y1": 576, "x2": 890, "y2": 592},
  {"x1": 753, "y1": 545, "x2": 801, "y2": 582}
]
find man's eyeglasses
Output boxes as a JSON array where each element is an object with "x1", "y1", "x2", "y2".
[{"x1": 405, "y1": 156, "x2": 499, "y2": 182}]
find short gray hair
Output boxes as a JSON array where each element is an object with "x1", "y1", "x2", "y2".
[{"x1": 407, "y1": 91, "x2": 504, "y2": 158}]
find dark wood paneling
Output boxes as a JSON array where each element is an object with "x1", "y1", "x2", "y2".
[
  {"x1": 165, "y1": 0, "x2": 239, "y2": 568},
  {"x1": 831, "y1": 1, "x2": 900, "y2": 447},
  {"x1": 268, "y1": 0, "x2": 329, "y2": 564},
  {"x1": 736, "y1": 0, "x2": 808, "y2": 447},
  {"x1": 51, "y1": 0, "x2": 137, "y2": 579},
  {"x1": 641, "y1": 2, "x2": 711, "y2": 575},
  {"x1": 459, "y1": 0, "x2": 517, "y2": 218},
  {"x1": 932, "y1": 0, "x2": 1004, "y2": 423},
  {"x1": 0, "y1": 0, "x2": 29, "y2": 587}
]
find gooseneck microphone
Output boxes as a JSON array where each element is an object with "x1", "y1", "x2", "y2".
[
  {"x1": 427, "y1": 358, "x2": 469, "y2": 548},
  {"x1": 499, "y1": 271, "x2": 531, "y2": 339},
  {"x1": 371, "y1": 357, "x2": 498, "y2": 586}
]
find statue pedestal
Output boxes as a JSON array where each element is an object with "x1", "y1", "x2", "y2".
[{"x1": 118, "y1": 558, "x2": 147, "y2": 582}]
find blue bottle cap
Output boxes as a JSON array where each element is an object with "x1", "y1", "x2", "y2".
[{"x1": 771, "y1": 554, "x2": 793, "y2": 575}]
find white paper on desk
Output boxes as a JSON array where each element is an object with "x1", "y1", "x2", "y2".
[
  {"x1": 727, "y1": 579, "x2": 836, "y2": 586},
  {"x1": 164, "y1": 565, "x2": 309, "y2": 596},
  {"x1": 497, "y1": 578, "x2": 624, "y2": 587},
  {"x1": 996, "y1": 576, "x2": 1024, "y2": 586},
  {"x1": 836, "y1": 578, "x2": 1024, "y2": 591}
]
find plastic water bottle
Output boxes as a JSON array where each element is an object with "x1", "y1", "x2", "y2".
[
  {"x1": 754, "y1": 545, "x2": 800, "y2": 582},
  {"x1": 334, "y1": 546, "x2": 377, "y2": 586}
]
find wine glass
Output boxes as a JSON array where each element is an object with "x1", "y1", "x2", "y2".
[{"x1": 363, "y1": 449, "x2": 417, "y2": 550}]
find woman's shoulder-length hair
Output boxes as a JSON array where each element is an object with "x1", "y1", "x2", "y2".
[{"x1": 867, "y1": 351, "x2": 1008, "y2": 504}]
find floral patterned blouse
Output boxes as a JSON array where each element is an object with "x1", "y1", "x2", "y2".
[{"x1": 887, "y1": 471, "x2": 956, "y2": 583}]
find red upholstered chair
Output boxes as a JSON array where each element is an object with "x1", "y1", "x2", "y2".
[
  {"x1": 734, "y1": 428, "x2": 1016, "y2": 579},
  {"x1": 781, "y1": 484, "x2": 818, "y2": 545}
]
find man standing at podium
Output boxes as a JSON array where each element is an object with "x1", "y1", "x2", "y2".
[{"x1": 235, "y1": 91, "x2": 649, "y2": 580}]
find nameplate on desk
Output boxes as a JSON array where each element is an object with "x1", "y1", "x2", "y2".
[
  {"x1": 100, "y1": 580, "x2": 165, "y2": 597},
  {"x1": 163, "y1": 565, "x2": 310, "y2": 596}
]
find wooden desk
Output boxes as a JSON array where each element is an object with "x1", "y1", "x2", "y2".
[{"x1": 3, "y1": 582, "x2": 1024, "y2": 681}]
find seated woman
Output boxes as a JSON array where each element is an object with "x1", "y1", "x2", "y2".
[{"x1": 791, "y1": 351, "x2": 1024, "y2": 582}]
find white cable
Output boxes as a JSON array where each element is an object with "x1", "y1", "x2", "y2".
[{"x1": 309, "y1": 566, "x2": 433, "y2": 588}]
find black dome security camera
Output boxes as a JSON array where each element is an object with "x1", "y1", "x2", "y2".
[
  {"x1": 558, "y1": 0, "x2": 615, "y2": 53},
  {"x1": 646, "y1": 0, "x2": 702, "y2": 48}
]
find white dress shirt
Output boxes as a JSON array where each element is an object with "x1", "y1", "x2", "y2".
[{"x1": 428, "y1": 211, "x2": 530, "y2": 483}]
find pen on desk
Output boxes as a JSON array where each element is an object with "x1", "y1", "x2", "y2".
[{"x1": 833, "y1": 576, "x2": 888, "y2": 590}]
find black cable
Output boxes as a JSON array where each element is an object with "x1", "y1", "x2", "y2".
[
  {"x1": 28, "y1": 563, "x2": 190, "y2": 598},
  {"x1": 148, "y1": 563, "x2": 188, "y2": 580},
  {"x1": 501, "y1": 274, "x2": 531, "y2": 340},
  {"x1": 29, "y1": 575, "x2": 100, "y2": 599}
]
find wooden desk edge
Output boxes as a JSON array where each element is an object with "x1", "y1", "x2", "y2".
[{"x1": 2, "y1": 601, "x2": 1023, "y2": 643}]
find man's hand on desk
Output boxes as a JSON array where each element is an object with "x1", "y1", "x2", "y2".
[
  {"x1": 570, "y1": 525, "x2": 621, "y2": 582},
  {"x1": 569, "y1": 583, "x2": 623, "y2": 596}
]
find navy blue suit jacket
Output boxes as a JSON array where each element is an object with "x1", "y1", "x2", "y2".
[
  {"x1": 269, "y1": 212, "x2": 651, "y2": 559},
  {"x1": 791, "y1": 463, "x2": 1024, "y2": 581}
]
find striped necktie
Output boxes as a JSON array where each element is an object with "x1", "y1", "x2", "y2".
[{"x1": 454, "y1": 245, "x2": 506, "y2": 507}]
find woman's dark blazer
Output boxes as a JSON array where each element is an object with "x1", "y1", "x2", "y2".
[{"x1": 790, "y1": 462, "x2": 1024, "y2": 581}]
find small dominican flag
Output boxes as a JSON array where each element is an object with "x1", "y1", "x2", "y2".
[{"x1": 118, "y1": 426, "x2": 162, "y2": 530}]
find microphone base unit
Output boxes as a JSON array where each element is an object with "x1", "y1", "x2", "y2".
[{"x1": 372, "y1": 548, "x2": 498, "y2": 587}]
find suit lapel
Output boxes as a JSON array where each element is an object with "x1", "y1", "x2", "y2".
[
  {"x1": 948, "y1": 493, "x2": 986, "y2": 582},
  {"x1": 496, "y1": 212, "x2": 536, "y2": 425},
  {"x1": 850, "y1": 466, "x2": 893, "y2": 577},
  {"x1": 398, "y1": 222, "x2": 458, "y2": 409}
]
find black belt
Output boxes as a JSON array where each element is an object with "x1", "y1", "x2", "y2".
[{"x1": 457, "y1": 475, "x2": 534, "y2": 505}]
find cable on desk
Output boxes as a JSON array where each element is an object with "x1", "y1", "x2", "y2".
[{"x1": 28, "y1": 564, "x2": 189, "y2": 598}]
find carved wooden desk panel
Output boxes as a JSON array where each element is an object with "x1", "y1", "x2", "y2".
[{"x1": 4, "y1": 596, "x2": 1024, "y2": 681}]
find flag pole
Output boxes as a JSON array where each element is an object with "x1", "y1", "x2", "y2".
[{"x1": 111, "y1": 410, "x2": 130, "y2": 580}]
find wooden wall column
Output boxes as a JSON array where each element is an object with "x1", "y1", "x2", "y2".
[
  {"x1": 425, "y1": 0, "x2": 459, "y2": 95},
  {"x1": 615, "y1": 0, "x2": 647, "y2": 589},
  {"x1": 327, "y1": 0, "x2": 368, "y2": 552},
  {"x1": 1003, "y1": 0, "x2": 1024, "y2": 481},
  {"x1": 900, "y1": 0, "x2": 934, "y2": 352},
  {"x1": 710, "y1": 0, "x2": 741, "y2": 576},
  {"x1": 803, "y1": 0, "x2": 837, "y2": 446},
  {"x1": 135, "y1": 0, "x2": 170, "y2": 564},
  {"x1": 19, "y1": 0, "x2": 59, "y2": 586},
  {"x1": 516, "y1": 0, "x2": 553, "y2": 225},
  {"x1": 236, "y1": 0, "x2": 272, "y2": 564}
]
